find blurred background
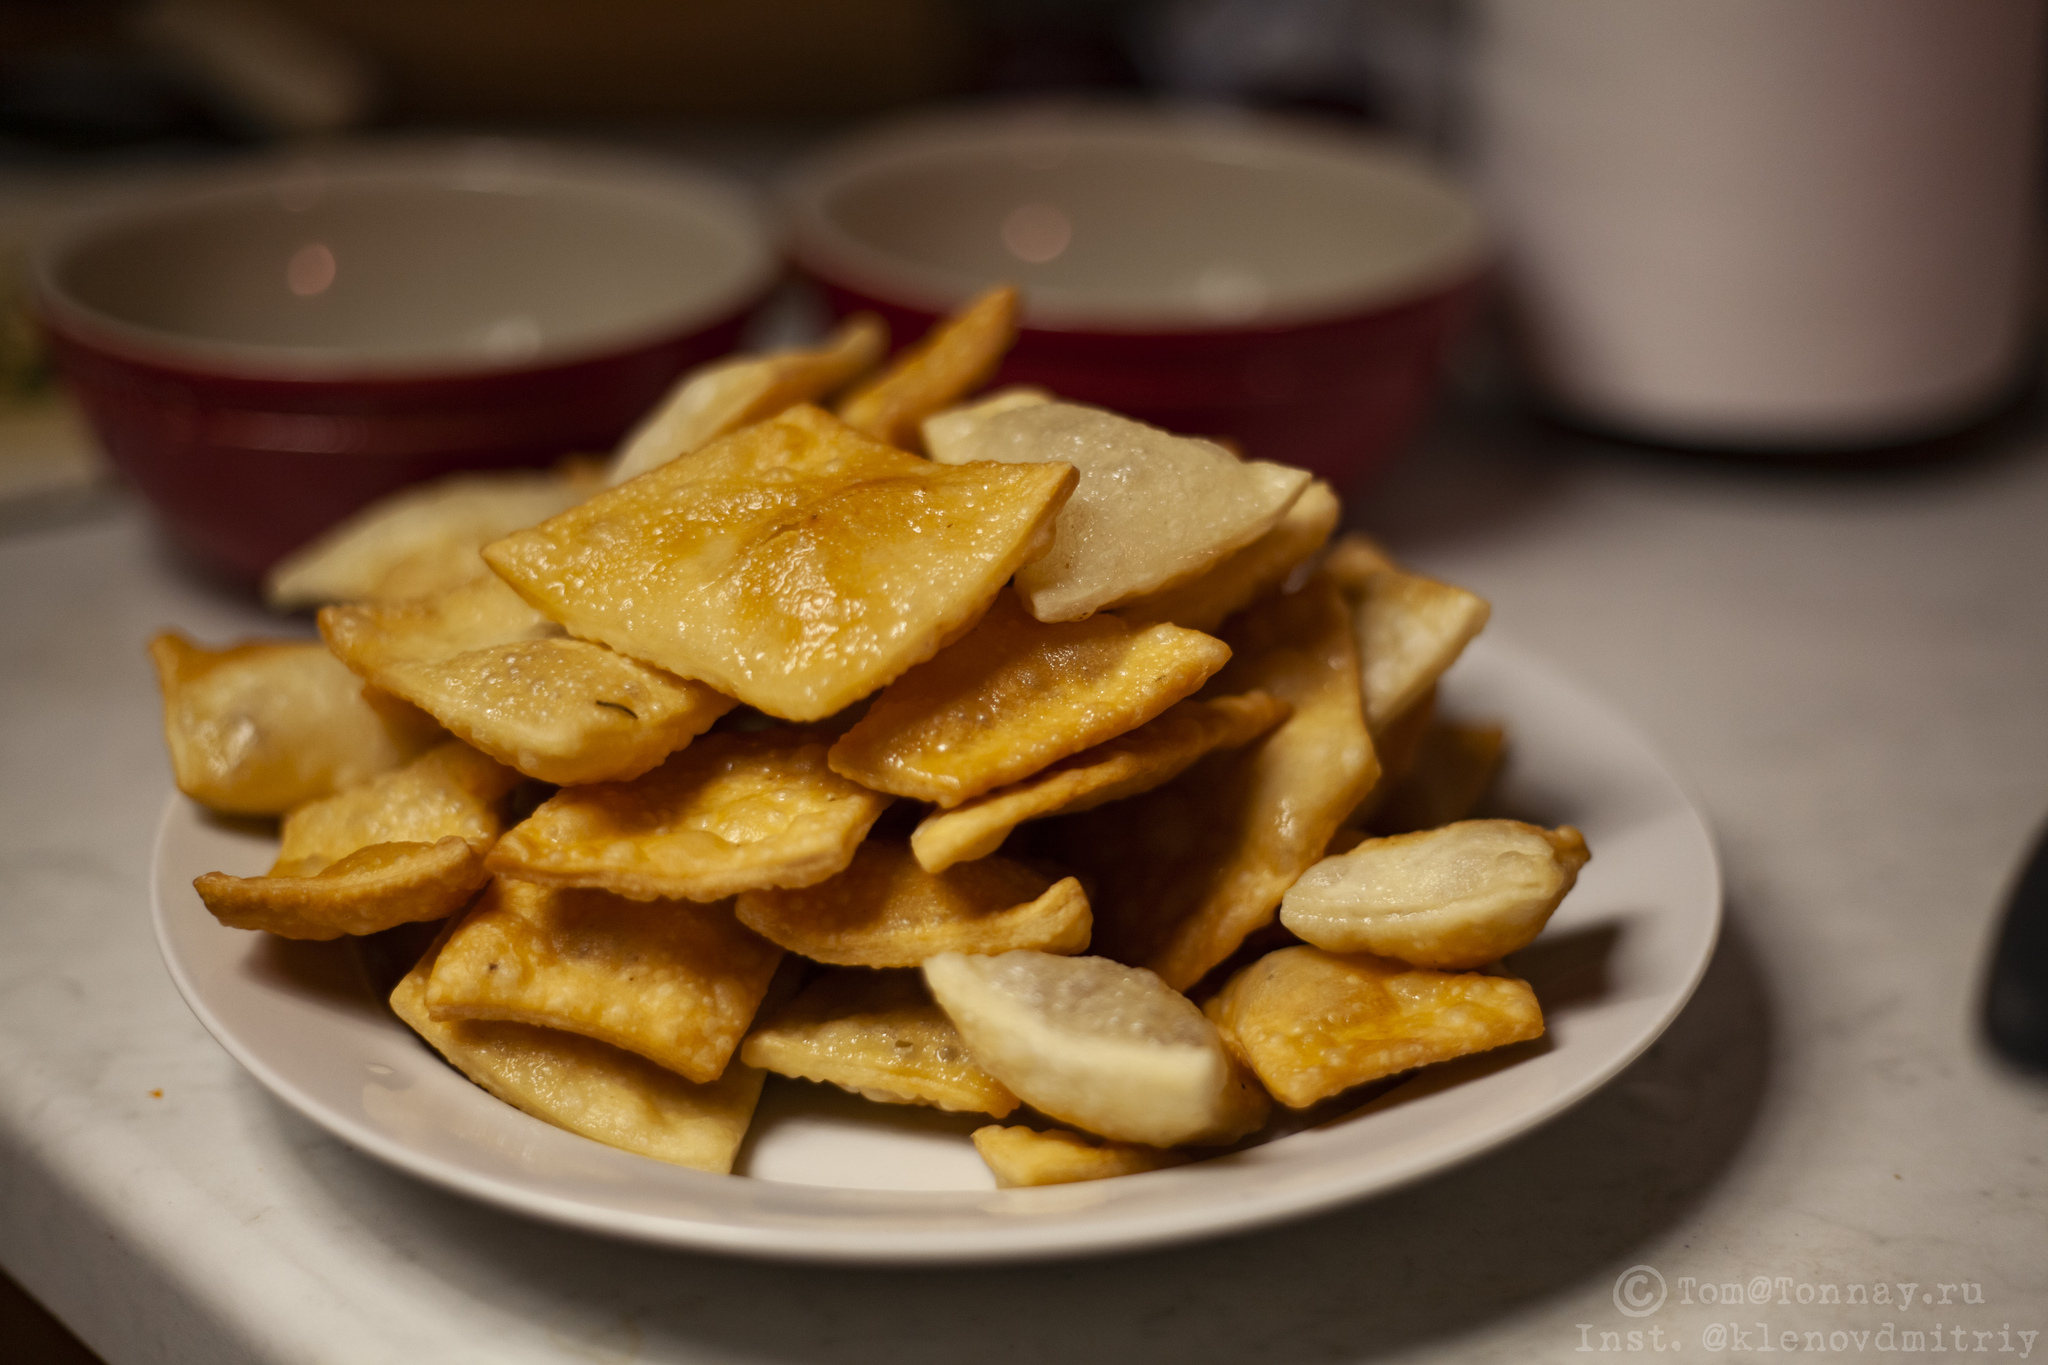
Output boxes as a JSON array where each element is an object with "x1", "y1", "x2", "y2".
[
  {"x1": 4, "y1": 6, "x2": 2045, "y2": 1361},
  {"x1": 5, "y1": 0, "x2": 2043, "y2": 533},
  {"x1": 0, "y1": 0, "x2": 1492, "y2": 524}
]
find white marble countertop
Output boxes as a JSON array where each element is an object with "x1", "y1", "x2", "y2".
[{"x1": 2, "y1": 400, "x2": 2044, "y2": 1365}]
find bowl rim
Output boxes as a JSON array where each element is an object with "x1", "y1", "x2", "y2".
[
  {"x1": 30, "y1": 135, "x2": 781, "y2": 382},
  {"x1": 783, "y1": 99, "x2": 1490, "y2": 335}
]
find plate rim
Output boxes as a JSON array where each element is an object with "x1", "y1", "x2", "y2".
[{"x1": 152, "y1": 637, "x2": 1722, "y2": 1264}]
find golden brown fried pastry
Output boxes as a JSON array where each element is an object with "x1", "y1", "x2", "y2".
[
  {"x1": 608, "y1": 316, "x2": 886, "y2": 484},
  {"x1": 1205, "y1": 946, "x2": 1544, "y2": 1108},
  {"x1": 1347, "y1": 566, "x2": 1491, "y2": 732},
  {"x1": 487, "y1": 728, "x2": 891, "y2": 901},
  {"x1": 1320, "y1": 531, "x2": 1399, "y2": 593},
  {"x1": 740, "y1": 968, "x2": 1019, "y2": 1116},
  {"x1": 265, "y1": 463, "x2": 605, "y2": 609},
  {"x1": 151, "y1": 633, "x2": 439, "y2": 816},
  {"x1": 1369, "y1": 721, "x2": 1508, "y2": 834},
  {"x1": 194, "y1": 740, "x2": 520, "y2": 939},
  {"x1": 321, "y1": 573, "x2": 733, "y2": 786},
  {"x1": 836, "y1": 286, "x2": 1020, "y2": 451},
  {"x1": 1281, "y1": 820, "x2": 1588, "y2": 968},
  {"x1": 425, "y1": 879, "x2": 782, "y2": 1083},
  {"x1": 483, "y1": 404, "x2": 1077, "y2": 721},
  {"x1": 909, "y1": 691, "x2": 1290, "y2": 873},
  {"x1": 971, "y1": 1125, "x2": 1188, "y2": 1187},
  {"x1": 924, "y1": 398, "x2": 1311, "y2": 621},
  {"x1": 735, "y1": 842, "x2": 1090, "y2": 967},
  {"x1": 391, "y1": 922, "x2": 765, "y2": 1172},
  {"x1": 1055, "y1": 574, "x2": 1379, "y2": 990},
  {"x1": 1115, "y1": 480, "x2": 1340, "y2": 632},
  {"x1": 827, "y1": 594, "x2": 1230, "y2": 807}
]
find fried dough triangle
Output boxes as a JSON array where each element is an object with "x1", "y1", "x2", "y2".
[
  {"x1": 488, "y1": 728, "x2": 891, "y2": 901},
  {"x1": 740, "y1": 968, "x2": 1020, "y2": 1116},
  {"x1": 425, "y1": 878, "x2": 783, "y2": 1083},
  {"x1": 321, "y1": 574, "x2": 733, "y2": 786},
  {"x1": 836, "y1": 285, "x2": 1020, "y2": 452},
  {"x1": 1048, "y1": 574, "x2": 1378, "y2": 990},
  {"x1": 266, "y1": 463, "x2": 605, "y2": 609},
  {"x1": 735, "y1": 842, "x2": 1090, "y2": 967},
  {"x1": 483, "y1": 404, "x2": 1077, "y2": 721},
  {"x1": 1205, "y1": 947, "x2": 1543, "y2": 1108},
  {"x1": 1115, "y1": 481, "x2": 1340, "y2": 633},
  {"x1": 392, "y1": 922, "x2": 765, "y2": 1172},
  {"x1": 151, "y1": 634, "x2": 440, "y2": 816},
  {"x1": 828, "y1": 594, "x2": 1230, "y2": 807},
  {"x1": 971, "y1": 1125, "x2": 1189, "y2": 1187},
  {"x1": 608, "y1": 315, "x2": 886, "y2": 484},
  {"x1": 909, "y1": 691, "x2": 1291, "y2": 873},
  {"x1": 924, "y1": 398, "x2": 1310, "y2": 622},
  {"x1": 194, "y1": 740, "x2": 519, "y2": 939}
]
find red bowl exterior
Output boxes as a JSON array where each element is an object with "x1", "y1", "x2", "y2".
[
  {"x1": 42, "y1": 309, "x2": 753, "y2": 582},
  {"x1": 809, "y1": 275, "x2": 1484, "y2": 486}
]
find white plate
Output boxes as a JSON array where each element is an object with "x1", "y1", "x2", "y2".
[{"x1": 152, "y1": 637, "x2": 1720, "y2": 1264}]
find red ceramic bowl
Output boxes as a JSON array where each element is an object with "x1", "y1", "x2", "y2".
[
  {"x1": 785, "y1": 104, "x2": 1487, "y2": 486},
  {"x1": 34, "y1": 140, "x2": 777, "y2": 581}
]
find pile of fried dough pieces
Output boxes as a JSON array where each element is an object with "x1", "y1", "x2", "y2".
[{"x1": 153, "y1": 287, "x2": 1590, "y2": 1190}]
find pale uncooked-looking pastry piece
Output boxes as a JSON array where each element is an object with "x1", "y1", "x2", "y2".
[{"x1": 924, "y1": 398, "x2": 1310, "y2": 622}]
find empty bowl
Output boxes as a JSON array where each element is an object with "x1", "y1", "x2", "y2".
[
  {"x1": 34, "y1": 139, "x2": 777, "y2": 580},
  {"x1": 785, "y1": 103, "x2": 1487, "y2": 484}
]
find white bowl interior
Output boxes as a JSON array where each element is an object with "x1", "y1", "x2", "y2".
[
  {"x1": 39, "y1": 141, "x2": 775, "y2": 374},
  {"x1": 788, "y1": 106, "x2": 1487, "y2": 329}
]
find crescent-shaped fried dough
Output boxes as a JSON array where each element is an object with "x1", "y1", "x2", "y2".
[{"x1": 1280, "y1": 820, "x2": 1588, "y2": 969}]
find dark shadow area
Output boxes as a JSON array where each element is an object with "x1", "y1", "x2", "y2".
[
  {"x1": 245, "y1": 933, "x2": 382, "y2": 1014},
  {"x1": 1508, "y1": 919, "x2": 1623, "y2": 1015},
  {"x1": 0, "y1": 1265, "x2": 105, "y2": 1365},
  {"x1": 1531, "y1": 361, "x2": 2048, "y2": 482},
  {"x1": 273, "y1": 903, "x2": 1773, "y2": 1365}
]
